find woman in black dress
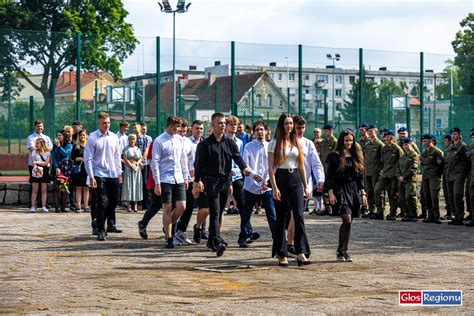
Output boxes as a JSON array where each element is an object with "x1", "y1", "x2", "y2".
[
  {"x1": 326, "y1": 129, "x2": 367, "y2": 262},
  {"x1": 71, "y1": 129, "x2": 89, "y2": 212}
]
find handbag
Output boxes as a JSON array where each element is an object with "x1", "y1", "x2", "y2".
[
  {"x1": 71, "y1": 162, "x2": 81, "y2": 175},
  {"x1": 32, "y1": 165, "x2": 44, "y2": 178}
]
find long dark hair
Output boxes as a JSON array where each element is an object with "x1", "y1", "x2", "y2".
[
  {"x1": 273, "y1": 113, "x2": 303, "y2": 167},
  {"x1": 334, "y1": 129, "x2": 364, "y2": 173}
]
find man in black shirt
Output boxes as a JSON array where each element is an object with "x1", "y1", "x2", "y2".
[{"x1": 193, "y1": 112, "x2": 250, "y2": 256}]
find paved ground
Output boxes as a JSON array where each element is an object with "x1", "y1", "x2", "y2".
[{"x1": 0, "y1": 207, "x2": 473, "y2": 314}]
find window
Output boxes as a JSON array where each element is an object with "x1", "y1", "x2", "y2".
[
  {"x1": 424, "y1": 78, "x2": 433, "y2": 85},
  {"x1": 304, "y1": 74, "x2": 310, "y2": 80},
  {"x1": 366, "y1": 77, "x2": 375, "y2": 82},
  {"x1": 349, "y1": 76, "x2": 356, "y2": 84},
  {"x1": 256, "y1": 94, "x2": 262, "y2": 106},
  {"x1": 267, "y1": 94, "x2": 272, "y2": 107},
  {"x1": 380, "y1": 77, "x2": 386, "y2": 83},
  {"x1": 335, "y1": 75, "x2": 342, "y2": 84},
  {"x1": 435, "y1": 118, "x2": 442, "y2": 129},
  {"x1": 316, "y1": 75, "x2": 328, "y2": 83},
  {"x1": 335, "y1": 89, "x2": 342, "y2": 97},
  {"x1": 315, "y1": 89, "x2": 326, "y2": 97},
  {"x1": 289, "y1": 73, "x2": 295, "y2": 81},
  {"x1": 279, "y1": 100, "x2": 283, "y2": 108},
  {"x1": 305, "y1": 89, "x2": 310, "y2": 94},
  {"x1": 278, "y1": 73, "x2": 282, "y2": 81},
  {"x1": 336, "y1": 103, "x2": 342, "y2": 110}
]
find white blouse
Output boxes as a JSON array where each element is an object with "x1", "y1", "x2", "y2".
[{"x1": 268, "y1": 139, "x2": 299, "y2": 169}]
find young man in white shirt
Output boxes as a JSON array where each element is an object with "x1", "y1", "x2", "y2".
[
  {"x1": 238, "y1": 120, "x2": 277, "y2": 248},
  {"x1": 151, "y1": 116, "x2": 190, "y2": 249},
  {"x1": 84, "y1": 112, "x2": 123, "y2": 241},
  {"x1": 226, "y1": 115, "x2": 244, "y2": 216},
  {"x1": 116, "y1": 121, "x2": 130, "y2": 154}
]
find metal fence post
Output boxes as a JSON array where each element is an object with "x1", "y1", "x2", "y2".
[
  {"x1": 251, "y1": 86, "x2": 255, "y2": 124},
  {"x1": 76, "y1": 31, "x2": 81, "y2": 121},
  {"x1": 7, "y1": 76, "x2": 11, "y2": 154},
  {"x1": 358, "y1": 48, "x2": 364, "y2": 127},
  {"x1": 420, "y1": 52, "x2": 424, "y2": 136},
  {"x1": 388, "y1": 94, "x2": 393, "y2": 130},
  {"x1": 287, "y1": 87, "x2": 291, "y2": 114},
  {"x1": 51, "y1": 79, "x2": 56, "y2": 136},
  {"x1": 298, "y1": 44, "x2": 303, "y2": 115},
  {"x1": 214, "y1": 80, "x2": 218, "y2": 113},
  {"x1": 135, "y1": 81, "x2": 140, "y2": 122},
  {"x1": 324, "y1": 89, "x2": 328, "y2": 125},
  {"x1": 231, "y1": 41, "x2": 236, "y2": 115},
  {"x1": 94, "y1": 80, "x2": 98, "y2": 127},
  {"x1": 178, "y1": 82, "x2": 182, "y2": 117},
  {"x1": 405, "y1": 94, "x2": 411, "y2": 133},
  {"x1": 29, "y1": 96, "x2": 34, "y2": 135},
  {"x1": 156, "y1": 36, "x2": 161, "y2": 134}
]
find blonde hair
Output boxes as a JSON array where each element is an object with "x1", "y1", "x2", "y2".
[{"x1": 35, "y1": 138, "x2": 47, "y2": 154}]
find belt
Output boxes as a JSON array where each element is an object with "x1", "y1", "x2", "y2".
[{"x1": 277, "y1": 168, "x2": 296, "y2": 173}]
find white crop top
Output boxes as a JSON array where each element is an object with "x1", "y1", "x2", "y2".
[{"x1": 268, "y1": 139, "x2": 299, "y2": 169}]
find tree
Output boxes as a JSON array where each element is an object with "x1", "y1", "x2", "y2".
[
  {"x1": 342, "y1": 79, "x2": 380, "y2": 125},
  {"x1": 452, "y1": 13, "x2": 474, "y2": 95},
  {"x1": 0, "y1": 0, "x2": 138, "y2": 125}
]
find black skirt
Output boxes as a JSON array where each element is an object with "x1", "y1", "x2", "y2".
[
  {"x1": 29, "y1": 166, "x2": 51, "y2": 183},
  {"x1": 332, "y1": 181, "x2": 361, "y2": 216}
]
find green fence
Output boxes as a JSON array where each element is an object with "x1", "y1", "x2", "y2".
[{"x1": 1, "y1": 29, "x2": 473, "y2": 175}]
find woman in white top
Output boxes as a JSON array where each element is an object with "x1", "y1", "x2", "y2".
[
  {"x1": 268, "y1": 113, "x2": 311, "y2": 267},
  {"x1": 29, "y1": 138, "x2": 52, "y2": 213}
]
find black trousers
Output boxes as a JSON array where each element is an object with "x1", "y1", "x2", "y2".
[
  {"x1": 142, "y1": 166, "x2": 150, "y2": 208},
  {"x1": 272, "y1": 169, "x2": 310, "y2": 258},
  {"x1": 232, "y1": 178, "x2": 244, "y2": 212},
  {"x1": 90, "y1": 177, "x2": 119, "y2": 232},
  {"x1": 204, "y1": 177, "x2": 231, "y2": 245},
  {"x1": 141, "y1": 192, "x2": 163, "y2": 227},
  {"x1": 177, "y1": 183, "x2": 195, "y2": 232}
]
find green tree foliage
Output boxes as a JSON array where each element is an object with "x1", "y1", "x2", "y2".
[
  {"x1": 452, "y1": 13, "x2": 474, "y2": 95},
  {"x1": 0, "y1": 0, "x2": 138, "y2": 124}
]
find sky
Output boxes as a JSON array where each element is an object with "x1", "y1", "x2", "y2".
[{"x1": 120, "y1": 0, "x2": 473, "y2": 77}]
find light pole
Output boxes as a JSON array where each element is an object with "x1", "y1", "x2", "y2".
[
  {"x1": 327, "y1": 53, "x2": 340, "y2": 125},
  {"x1": 158, "y1": 0, "x2": 192, "y2": 116}
]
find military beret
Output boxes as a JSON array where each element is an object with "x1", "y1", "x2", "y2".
[
  {"x1": 402, "y1": 137, "x2": 413, "y2": 144},
  {"x1": 444, "y1": 135, "x2": 452, "y2": 141},
  {"x1": 450, "y1": 127, "x2": 461, "y2": 134},
  {"x1": 397, "y1": 127, "x2": 407, "y2": 133},
  {"x1": 346, "y1": 128, "x2": 355, "y2": 133},
  {"x1": 323, "y1": 124, "x2": 333, "y2": 130},
  {"x1": 381, "y1": 128, "x2": 389, "y2": 133},
  {"x1": 385, "y1": 130, "x2": 395, "y2": 136},
  {"x1": 359, "y1": 124, "x2": 369, "y2": 129},
  {"x1": 471, "y1": 131, "x2": 474, "y2": 137},
  {"x1": 368, "y1": 124, "x2": 378, "y2": 130},
  {"x1": 422, "y1": 133, "x2": 433, "y2": 140}
]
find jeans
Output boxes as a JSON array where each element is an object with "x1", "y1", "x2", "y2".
[
  {"x1": 239, "y1": 190, "x2": 276, "y2": 240},
  {"x1": 90, "y1": 177, "x2": 119, "y2": 232}
]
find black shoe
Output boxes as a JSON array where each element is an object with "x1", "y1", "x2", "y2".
[
  {"x1": 343, "y1": 250, "x2": 353, "y2": 262},
  {"x1": 418, "y1": 214, "x2": 427, "y2": 219},
  {"x1": 297, "y1": 259, "x2": 311, "y2": 267},
  {"x1": 247, "y1": 232, "x2": 260, "y2": 244},
  {"x1": 215, "y1": 243, "x2": 226, "y2": 257},
  {"x1": 61, "y1": 208, "x2": 68, "y2": 213},
  {"x1": 372, "y1": 214, "x2": 384, "y2": 220},
  {"x1": 396, "y1": 213, "x2": 403, "y2": 218},
  {"x1": 336, "y1": 249, "x2": 345, "y2": 262},
  {"x1": 70, "y1": 205, "x2": 77, "y2": 212},
  {"x1": 200, "y1": 228, "x2": 208, "y2": 240},
  {"x1": 448, "y1": 220, "x2": 463, "y2": 226},
  {"x1": 193, "y1": 225, "x2": 201, "y2": 243},
  {"x1": 206, "y1": 240, "x2": 216, "y2": 251},
  {"x1": 465, "y1": 220, "x2": 474, "y2": 227},
  {"x1": 165, "y1": 238, "x2": 175, "y2": 249},
  {"x1": 91, "y1": 219, "x2": 98, "y2": 235},
  {"x1": 304, "y1": 207, "x2": 310, "y2": 213},
  {"x1": 317, "y1": 209, "x2": 330, "y2": 216},
  {"x1": 107, "y1": 226, "x2": 123, "y2": 233},
  {"x1": 138, "y1": 221, "x2": 148, "y2": 240},
  {"x1": 287, "y1": 245, "x2": 296, "y2": 256},
  {"x1": 422, "y1": 218, "x2": 435, "y2": 223},
  {"x1": 441, "y1": 215, "x2": 453, "y2": 221},
  {"x1": 362, "y1": 211, "x2": 374, "y2": 219},
  {"x1": 433, "y1": 218, "x2": 442, "y2": 224},
  {"x1": 97, "y1": 231, "x2": 106, "y2": 241},
  {"x1": 238, "y1": 238, "x2": 248, "y2": 248},
  {"x1": 386, "y1": 215, "x2": 396, "y2": 221}
]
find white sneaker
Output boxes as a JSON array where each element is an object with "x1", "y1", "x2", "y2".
[
  {"x1": 176, "y1": 230, "x2": 192, "y2": 245},
  {"x1": 41, "y1": 207, "x2": 48, "y2": 213},
  {"x1": 75, "y1": 208, "x2": 82, "y2": 213},
  {"x1": 172, "y1": 235, "x2": 182, "y2": 247},
  {"x1": 29, "y1": 206, "x2": 36, "y2": 213}
]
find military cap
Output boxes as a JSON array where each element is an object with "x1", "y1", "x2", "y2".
[
  {"x1": 422, "y1": 133, "x2": 433, "y2": 140},
  {"x1": 322, "y1": 124, "x2": 333, "y2": 130},
  {"x1": 402, "y1": 137, "x2": 413, "y2": 144},
  {"x1": 450, "y1": 127, "x2": 461, "y2": 134},
  {"x1": 385, "y1": 130, "x2": 395, "y2": 136},
  {"x1": 397, "y1": 127, "x2": 407, "y2": 133},
  {"x1": 359, "y1": 123, "x2": 369, "y2": 129},
  {"x1": 368, "y1": 124, "x2": 378, "y2": 130},
  {"x1": 444, "y1": 134, "x2": 452, "y2": 141}
]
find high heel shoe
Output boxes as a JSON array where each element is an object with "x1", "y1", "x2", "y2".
[
  {"x1": 297, "y1": 259, "x2": 311, "y2": 267},
  {"x1": 277, "y1": 256, "x2": 289, "y2": 267}
]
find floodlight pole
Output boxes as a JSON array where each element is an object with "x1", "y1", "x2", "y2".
[{"x1": 172, "y1": 11, "x2": 176, "y2": 116}]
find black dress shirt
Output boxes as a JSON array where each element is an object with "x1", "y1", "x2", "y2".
[{"x1": 194, "y1": 133, "x2": 247, "y2": 182}]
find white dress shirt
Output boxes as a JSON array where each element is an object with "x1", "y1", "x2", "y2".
[
  {"x1": 26, "y1": 132, "x2": 53, "y2": 166},
  {"x1": 243, "y1": 139, "x2": 271, "y2": 195},
  {"x1": 151, "y1": 131, "x2": 189, "y2": 185},
  {"x1": 181, "y1": 135, "x2": 194, "y2": 181},
  {"x1": 229, "y1": 135, "x2": 243, "y2": 182},
  {"x1": 144, "y1": 134, "x2": 153, "y2": 166},
  {"x1": 301, "y1": 137, "x2": 325, "y2": 192},
  {"x1": 84, "y1": 129, "x2": 122, "y2": 179},
  {"x1": 116, "y1": 131, "x2": 128, "y2": 155}
]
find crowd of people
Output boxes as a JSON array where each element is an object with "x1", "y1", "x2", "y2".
[{"x1": 25, "y1": 111, "x2": 474, "y2": 267}]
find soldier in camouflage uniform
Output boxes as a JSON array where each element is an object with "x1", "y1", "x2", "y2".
[
  {"x1": 362, "y1": 125, "x2": 384, "y2": 218},
  {"x1": 397, "y1": 138, "x2": 420, "y2": 222},
  {"x1": 319, "y1": 124, "x2": 337, "y2": 215},
  {"x1": 420, "y1": 134, "x2": 444, "y2": 224},
  {"x1": 374, "y1": 130, "x2": 403, "y2": 220},
  {"x1": 397, "y1": 127, "x2": 421, "y2": 218},
  {"x1": 466, "y1": 131, "x2": 474, "y2": 227},
  {"x1": 445, "y1": 127, "x2": 470, "y2": 226},
  {"x1": 441, "y1": 135, "x2": 453, "y2": 220}
]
